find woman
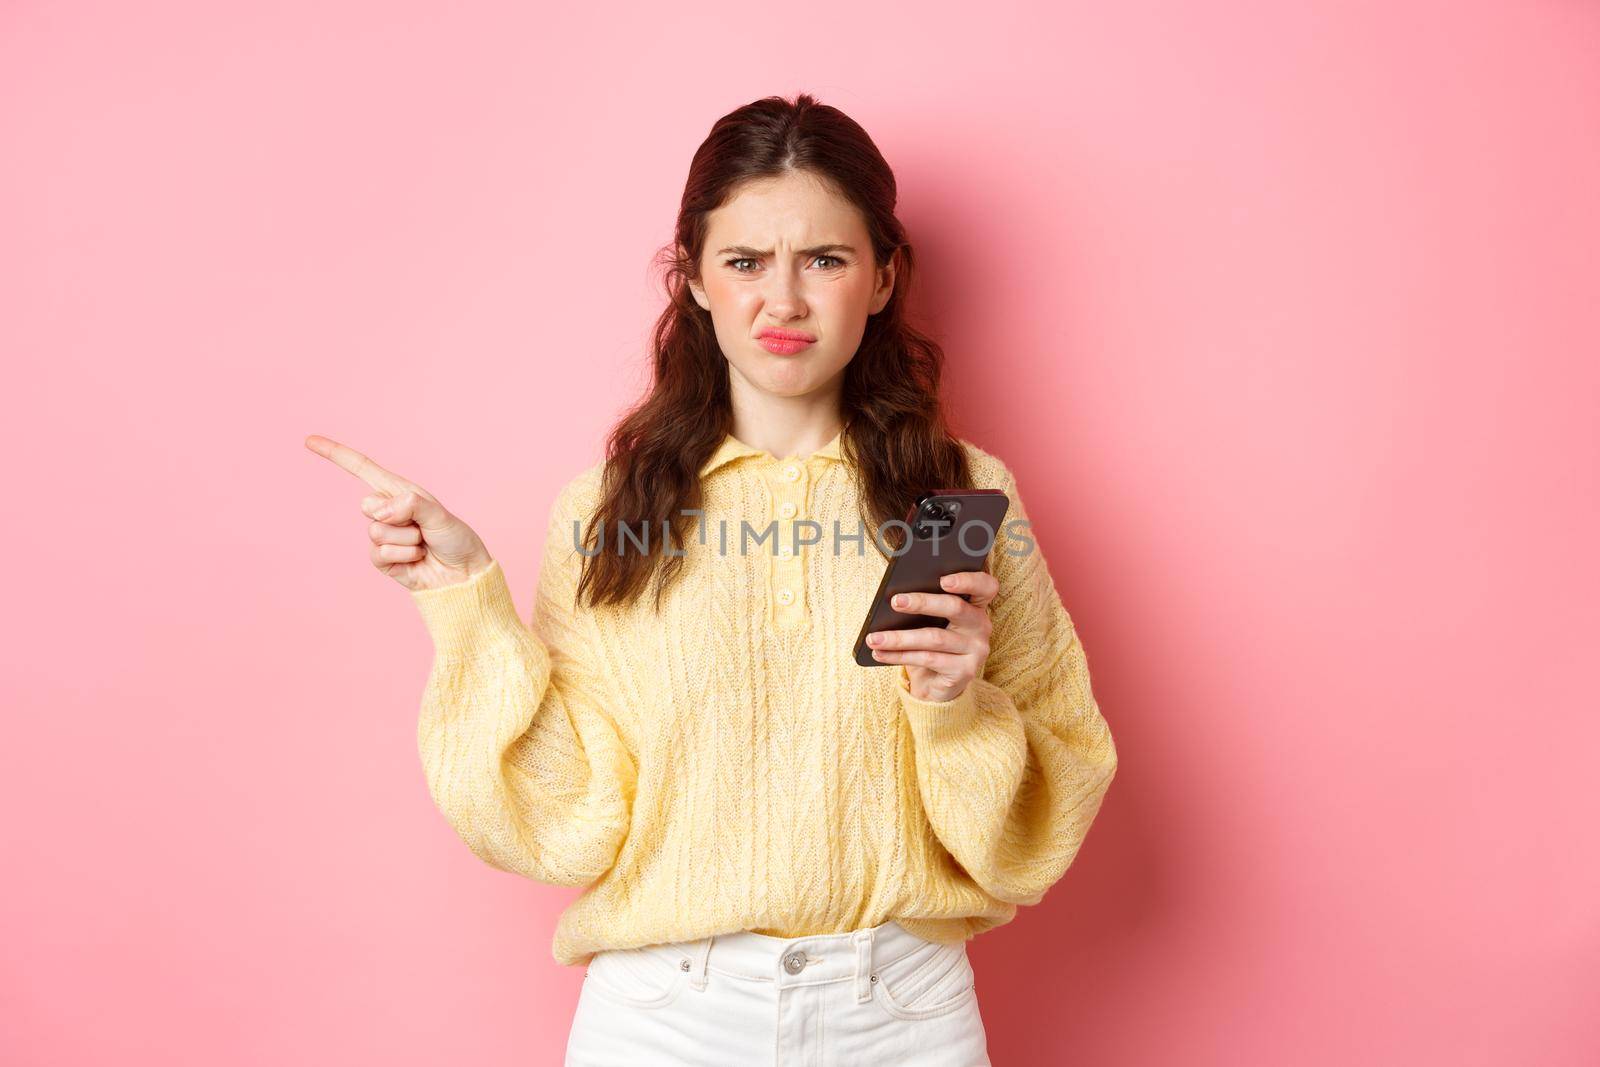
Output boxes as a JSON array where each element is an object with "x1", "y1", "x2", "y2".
[{"x1": 306, "y1": 93, "x2": 1118, "y2": 1066}]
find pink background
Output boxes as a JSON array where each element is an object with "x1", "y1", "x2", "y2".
[{"x1": 4, "y1": 2, "x2": 1597, "y2": 1064}]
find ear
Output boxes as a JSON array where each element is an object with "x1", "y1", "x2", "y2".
[
  {"x1": 687, "y1": 276, "x2": 711, "y2": 312},
  {"x1": 680, "y1": 244, "x2": 711, "y2": 312},
  {"x1": 868, "y1": 247, "x2": 898, "y2": 315}
]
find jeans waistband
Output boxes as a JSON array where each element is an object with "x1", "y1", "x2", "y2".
[{"x1": 643, "y1": 919, "x2": 953, "y2": 1002}]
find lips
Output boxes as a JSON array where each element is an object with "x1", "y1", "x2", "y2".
[
  {"x1": 757, "y1": 327, "x2": 816, "y2": 356},
  {"x1": 758, "y1": 336, "x2": 813, "y2": 355}
]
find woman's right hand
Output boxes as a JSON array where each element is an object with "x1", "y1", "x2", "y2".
[{"x1": 304, "y1": 434, "x2": 494, "y2": 593}]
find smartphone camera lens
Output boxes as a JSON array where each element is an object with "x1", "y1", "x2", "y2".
[{"x1": 914, "y1": 499, "x2": 960, "y2": 540}]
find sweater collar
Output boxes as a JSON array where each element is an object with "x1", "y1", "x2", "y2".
[{"x1": 698, "y1": 428, "x2": 844, "y2": 478}]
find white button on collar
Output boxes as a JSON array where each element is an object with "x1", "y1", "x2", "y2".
[{"x1": 780, "y1": 463, "x2": 801, "y2": 481}]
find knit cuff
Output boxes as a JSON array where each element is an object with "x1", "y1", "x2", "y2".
[
  {"x1": 895, "y1": 664, "x2": 982, "y2": 744},
  {"x1": 410, "y1": 558, "x2": 526, "y2": 657}
]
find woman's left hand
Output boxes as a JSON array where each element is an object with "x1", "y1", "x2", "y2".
[{"x1": 866, "y1": 569, "x2": 1001, "y2": 702}]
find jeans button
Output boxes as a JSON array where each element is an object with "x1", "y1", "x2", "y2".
[{"x1": 783, "y1": 951, "x2": 807, "y2": 975}]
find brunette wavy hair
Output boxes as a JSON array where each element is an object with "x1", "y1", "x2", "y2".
[{"x1": 576, "y1": 92, "x2": 976, "y2": 611}]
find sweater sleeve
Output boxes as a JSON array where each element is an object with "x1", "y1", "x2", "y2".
[
  {"x1": 894, "y1": 462, "x2": 1118, "y2": 906},
  {"x1": 409, "y1": 482, "x2": 636, "y2": 887}
]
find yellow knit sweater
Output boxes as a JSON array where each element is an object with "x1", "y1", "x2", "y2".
[{"x1": 409, "y1": 430, "x2": 1118, "y2": 966}]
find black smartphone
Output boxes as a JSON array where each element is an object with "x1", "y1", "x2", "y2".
[{"x1": 852, "y1": 488, "x2": 1011, "y2": 668}]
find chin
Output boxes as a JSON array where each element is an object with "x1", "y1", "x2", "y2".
[
  {"x1": 755, "y1": 361, "x2": 825, "y2": 390},
  {"x1": 730, "y1": 352, "x2": 844, "y2": 397},
  {"x1": 758, "y1": 379, "x2": 818, "y2": 398}
]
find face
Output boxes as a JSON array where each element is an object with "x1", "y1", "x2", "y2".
[{"x1": 686, "y1": 170, "x2": 896, "y2": 402}]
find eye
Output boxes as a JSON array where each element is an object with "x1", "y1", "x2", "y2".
[
  {"x1": 726, "y1": 257, "x2": 759, "y2": 273},
  {"x1": 813, "y1": 255, "x2": 846, "y2": 269}
]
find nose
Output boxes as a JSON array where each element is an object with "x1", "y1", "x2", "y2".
[{"x1": 762, "y1": 264, "x2": 808, "y2": 321}]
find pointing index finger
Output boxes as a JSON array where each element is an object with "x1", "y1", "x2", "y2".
[{"x1": 303, "y1": 434, "x2": 416, "y2": 495}]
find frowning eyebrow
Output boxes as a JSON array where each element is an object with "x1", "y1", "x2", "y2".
[{"x1": 715, "y1": 244, "x2": 857, "y2": 258}]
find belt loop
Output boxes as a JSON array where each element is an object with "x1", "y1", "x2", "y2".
[
  {"x1": 689, "y1": 935, "x2": 714, "y2": 991},
  {"x1": 850, "y1": 928, "x2": 875, "y2": 1003}
]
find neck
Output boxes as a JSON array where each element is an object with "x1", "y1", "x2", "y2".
[{"x1": 726, "y1": 379, "x2": 844, "y2": 460}]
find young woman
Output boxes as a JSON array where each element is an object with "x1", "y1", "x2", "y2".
[{"x1": 307, "y1": 93, "x2": 1118, "y2": 1066}]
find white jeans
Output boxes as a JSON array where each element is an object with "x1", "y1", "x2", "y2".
[{"x1": 564, "y1": 919, "x2": 992, "y2": 1066}]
